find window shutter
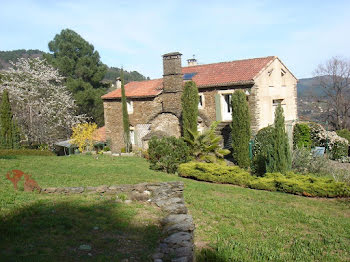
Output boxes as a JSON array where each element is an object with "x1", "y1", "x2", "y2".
[{"x1": 215, "y1": 93, "x2": 222, "y2": 121}]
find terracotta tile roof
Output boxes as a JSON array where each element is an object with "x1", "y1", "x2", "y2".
[
  {"x1": 93, "y1": 126, "x2": 106, "y2": 142},
  {"x1": 183, "y1": 56, "x2": 275, "y2": 87},
  {"x1": 102, "y1": 56, "x2": 275, "y2": 99},
  {"x1": 102, "y1": 78, "x2": 163, "y2": 99}
]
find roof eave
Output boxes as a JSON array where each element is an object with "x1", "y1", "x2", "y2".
[{"x1": 197, "y1": 80, "x2": 255, "y2": 89}]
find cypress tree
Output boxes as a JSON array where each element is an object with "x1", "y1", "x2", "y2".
[
  {"x1": 121, "y1": 69, "x2": 131, "y2": 152},
  {"x1": 266, "y1": 104, "x2": 291, "y2": 173},
  {"x1": 0, "y1": 90, "x2": 19, "y2": 149},
  {"x1": 181, "y1": 81, "x2": 199, "y2": 140},
  {"x1": 231, "y1": 90, "x2": 251, "y2": 168}
]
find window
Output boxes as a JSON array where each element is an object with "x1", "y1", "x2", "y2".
[
  {"x1": 130, "y1": 127, "x2": 135, "y2": 145},
  {"x1": 224, "y1": 94, "x2": 232, "y2": 113},
  {"x1": 127, "y1": 101, "x2": 133, "y2": 114},
  {"x1": 281, "y1": 68, "x2": 286, "y2": 77},
  {"x1": 198, "y1": 93, "x2": 205, "y2": 109},
  {"x1": 273, "y1": 99, "x2": 284, "y2": 106}
]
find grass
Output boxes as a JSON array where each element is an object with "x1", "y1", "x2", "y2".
[{"x1": 1, "y1": 155, "x2": 350, "y2": 261}]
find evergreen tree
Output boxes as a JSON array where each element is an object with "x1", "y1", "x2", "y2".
[
  {"x1": 181, "y1": 81, "x2": 199, "y2": 140},
  {"x1": 0, "y1": 90, "x2": 19, "y2": 149},
  {"x1": 121, "y1": 69, "x2": 131, "y2": 152},
  {"x1": 266, "y1": 104, "x2": 291, "y2": 173},
  {"x1": 231, "y1": 90, "x2": 251, "y2": 168}
]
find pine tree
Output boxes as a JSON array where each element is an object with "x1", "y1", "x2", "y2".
[
  {"x1": 181, "y1": 81, "x2": 199, "y2": 140},
  {"x1": 121, "y1": 69, "x2": 131, "y2": 152},
  {"x1": 231, "y1": 90, "x2": 251, "y2": 168},
  {"x1": 0, "y1": 90, "x2": 19, "y2": 149},
  {"x1": 266, "y1": 104, "x2": 291, "y2": 173}
]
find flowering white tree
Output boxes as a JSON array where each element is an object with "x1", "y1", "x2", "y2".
[{"x1": 0, "y1": 57, "x2": 86, "y2": 146}]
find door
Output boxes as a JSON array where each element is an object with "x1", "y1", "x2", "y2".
[{"x1": 221, "y1": 94, "x2": 232, "y2": 121}]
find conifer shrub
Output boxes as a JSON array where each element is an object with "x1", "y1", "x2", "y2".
[
  {"x1": 178, "y1": 162, "x2": 350, "y2": 197},
  {"x1": 293, "y1": 123, "x2": 311, "y2": 149},
  {"x1": 231, "y1": 90, "x2": 251, "y2": 168},
  {"x1": 181, "y1": 81, "x2": 199, "y2": 140},
  {"x1": 266, "y1": 104, "x2": 291, "y2": 173},
  {"x1": 251, "y1": 126, "x2": 274, "y2": 175},
  {"x1": 148, "y1": 136, "x2": 191, "y2": 173}
]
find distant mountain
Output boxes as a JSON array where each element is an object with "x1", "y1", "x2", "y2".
[
  {"x1": 297, "y1": 77, "x2": 325, "y2": 98},
  {"x1": 0, "y1": 49, "x2": 44, "y2": 69},
  {"x1": 103, "y1": 67, "x2": 149, "y2": 85}
]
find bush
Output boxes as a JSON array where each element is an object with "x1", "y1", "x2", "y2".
[
  {"x1": 331, "y1": 141, "x2": 348, "y2": 160},
  {"x1": 293, "y1": 123, "x2": 311, "y2": 149},
  {"x1": 178, "y1": 161, "x2": 350, "y2": 197},
  {"x1": 292, "y1": 147, "x2": 328, "y2": 175},
  {"x1": 252, "y1": 126, "x2": 274, "y2": 175},
  {"x1": 336, "y1": 129, "x2": 350, "y2": 143},
  {"x1": 148, "y1": 136, "x2": 191, "y2": 173},
  {"x1": 0, "y1": 149, "x2": 55, "y2": 156}
]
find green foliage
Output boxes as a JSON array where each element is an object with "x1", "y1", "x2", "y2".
[
  {"x1": 331, "y1": 141, "x2": 348, "y2": 160},
  {"x1": 0, "y1": 90, "x2": 20, "y2": 149},
  {"x1": 178, "y1": 161, "x2": 350, "y2": 197},
  {"x1": 266, "y1": 104, "x2": 291, "y2": 174},
  {"x1": 148, "y1": 136, "x2": 191, "y2": 173},
  {"x1": 185, "y1": 121, "x2": 230, "y2": 164},
  {"x1": 181, "y1": 81, "x2": 199, "y2": 140},
  {"x1": 293, "y1": 123, "x2": 311, "y2": 149},
  {"x1": 252, "y1": 126, "x2": 274, "y2": 175},
  {"x1": 336, "y1": 129, "x2": 350, "y2": 143},
  {"x1": 0, "y1": 49, "x2": 44, "y2": 69},
  {"x1": 231, "y1": 90, "x2": 251, "y2": 168},
  {"x1": 0, "y1": 149, "x2": 54, "y2": 156},
  {"x1": 44, "y1": 29, "x2": 108, "y2": 126},
  {"x1": 120, "y1": 69, "x2": 131, "y2": 153},
  {"x1": 292, "y1": 147, "x2": 327, "y2": 175}
]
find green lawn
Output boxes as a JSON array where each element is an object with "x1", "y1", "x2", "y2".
[{"x1": 1, "y1": 155, "x2": 350, "y2": 261}]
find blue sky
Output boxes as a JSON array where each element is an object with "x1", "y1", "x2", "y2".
[{"x1": 1, "y1": 0, "x2": 350, "y2": 79}]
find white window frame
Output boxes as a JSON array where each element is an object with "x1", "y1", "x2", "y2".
[
  {"x1": 130, "y1": 126, "x2": 135, "y2": 145},
  {"x1": 127, "y1": 101, "x2": 133, "y2": 114},
  {"x1": 198, "y1": 93, "x2": 205, "y2": 109}
]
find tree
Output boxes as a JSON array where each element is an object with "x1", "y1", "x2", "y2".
[
  {"x1": 0, "y1": 90, "x2": 20, "y2": 149},
  {"x1": 314, "y1": 57, "x2": 350, "y2": 130},
  {"x1": 266, "y1": 104, "x2": 291, "y2": 174},
  {"x1": 181, "y1": 81, "x2": 199, "y2": 140},
  {"x1": 0, "y1": 57, "x2": 85, "y2": 146},
  {"x1": 121, "y1": 69, "x2": 131, "y2": 153},
  {"x1": 44, "y1": 29, "x2": 108, "y2": 126},
  {"x1": 71, "y1": 122, "x2": 97, "y2": 152},
  {"x1": 231, "y1": 90, "x2": 251, "y2": 168}
]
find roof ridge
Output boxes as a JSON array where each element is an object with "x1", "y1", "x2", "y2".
[{"x1": 185, "y1": 56, "x2": 276, "y2": 69}]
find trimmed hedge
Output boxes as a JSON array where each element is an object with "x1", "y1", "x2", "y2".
[
  {"x1": 0, "y1": 149, "x2": 55, "y2": 156},
  {"x1": 178, "y1": 162, "x2": 350, "y2": 198}
]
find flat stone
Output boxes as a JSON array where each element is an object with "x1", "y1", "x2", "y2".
[
  {"x1": 124, "y1": 200, "x2": 132, "y2": 204},
  {"x1": 56, "y1": 188, "x2": 66, "y2": 193},
  {"x1": 152, "y1": 253, "x2": 164, "y2": 259},
  {"x1": 162, "y1": 214, "x2": 193, "y2": 226},
  {"x1": 174, "y1": 247, "x2": 192, "y2": 257},
  {"x1": 68, "y1": 187, "x2": 84, "y2": 194},
  {"x1": 79, "y1": 244, "x2": 91, "y2": 251},
  {"x1": 163, "y1": 204, "x2": 187, "y2": 214},
  {"x1": 154, "y1": 259, "x2": 163, "y2": 262},
  {"x1": 171, "y1": 257, "x2": 188, "y2": 262},
  {"x1": 96, "y1": 185, "x2": 108, "y2": 193},
  {"x1": 164, "y1": 232, "x2": 192, "y2": 245},
  {"x1": 43, "y1": 187, "x2": 57, "y2": 193},
  {"x1": 130, "y1": 191, "x2": 149, "y2": 201},
  {"x1": 85, "y1": 186, "x2": 97, "y2": 193}
]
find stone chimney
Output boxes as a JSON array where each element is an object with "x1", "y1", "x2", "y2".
[
  {"x1": 162, "y1": 52, "x2": 183, "y2": 93},
  {"x1": 161, "y1": 52, "x2": 183, "y2": 116},
  {"x1": 115, "y1": 77, "x2": 121, "y2": 89},
  {"x1": 187, "y1": 55, "x2": 197, "y2": 66}
]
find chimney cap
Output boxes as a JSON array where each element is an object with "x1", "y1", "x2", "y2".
[{"x1": 162, "y1": 52, "x2": 182, "y2": 58}]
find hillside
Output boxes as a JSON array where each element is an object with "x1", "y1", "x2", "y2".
[
  {"x1": 0, "y1": 49, "x2": 44, "y2": 69},
  {"x1": 0, "y1": 49, "x2": 149, "y2": 84}
]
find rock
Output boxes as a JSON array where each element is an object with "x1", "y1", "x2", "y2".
[
  {"x1": 174, "y1": 247, "x2": 192, "y2": 257},
  {"x1": 43, "y1": 187, "x2": 57, "y2": 193},
  {"x1": 69, "y1": 187, "x2": 84, "y2": 194},
  {"x1": 154, "y1": 259, "x2": 163, "y2": 262},
  {"x1": 130, "y1": 191, "x2": 149, "y2": 201},
  {"x1": 88, "y1": 253, "x2": 92, "y2": 256},
  {"x1": 152, "y1": 253, "x2": 164, "y2": 259},
  {"x1": 96, "y1": 185, "x2": 108, "y2": 193},
  {"x1": 162, "y1": 215, "x2": 194, "y2": 234},
  {"x1": 86, "y1": 186, "x2": 97, "y2": 193},
  {"x1": 171, "y1": 257, "x2": 188, "y2": 262},
  {"x1": 93, "y1": 226, "x2": 99, "y2": 230},
  {"x1": 79, "y1": 244, "x2": 91, "y2": 251},
  {"x1": 163, "y1": 204, "x2": 187, "y2": 214},
  {"x1": 164, "y1": 232, "x2": 192, "y2": 245},
  {"x1": 124, "y1": 200, "x2": 132, "y2": 204}
]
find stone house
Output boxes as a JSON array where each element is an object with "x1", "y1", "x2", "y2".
[{"x1": 102, "y1": 52, "x2": 297, "y2": 152}]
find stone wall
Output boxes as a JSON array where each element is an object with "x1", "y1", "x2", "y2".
[{"x1": 42, "y1": 182, "x2": 195, "y2": 262}]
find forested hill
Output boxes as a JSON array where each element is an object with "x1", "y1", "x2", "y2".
[
  {"x1": 0, "y1": 49, "x2": 149, "y2": 83},
  {"x1": 0, "y1": 49, "x2": 44, "y2": 69}
]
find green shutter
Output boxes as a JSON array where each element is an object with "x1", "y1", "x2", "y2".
[{"x1": 215, "y1": 93, "x2": 222, "y2": 121}]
